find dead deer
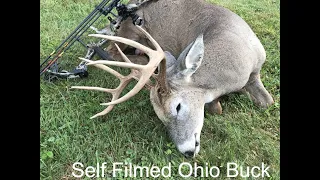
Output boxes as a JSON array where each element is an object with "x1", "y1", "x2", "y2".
[{"x1": 72, "y1": 0, "x2": 274, "y2": 158}]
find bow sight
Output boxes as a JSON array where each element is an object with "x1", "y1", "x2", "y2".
[{"x1": 40, "y1": 0, "x2": 148, "y2": 81}]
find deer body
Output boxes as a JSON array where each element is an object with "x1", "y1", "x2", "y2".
[
  {"x1": 112, "y1": 0, "x2": 269, "y2": 104},
  {"x1": 74, "y1": 0, "x2": 274, "y2": 157}
]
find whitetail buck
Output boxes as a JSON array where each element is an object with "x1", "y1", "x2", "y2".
[{"x1": 71, "y1": 0, "x2": 274, "y2": 158}]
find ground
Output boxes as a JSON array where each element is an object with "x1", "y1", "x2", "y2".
[{"x1": 40, "y1": 0, "x2": 280, "y2": 179}]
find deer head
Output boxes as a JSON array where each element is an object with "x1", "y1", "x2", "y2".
[
  {"x1": 71, "y1": 25, "x2": 207, "y2": 157},
  {"x1": 150, "y1": 34, "x2": 205, "y2": 158}
]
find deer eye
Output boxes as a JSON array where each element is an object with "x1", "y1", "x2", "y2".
[{"x1": 176, "y1": 103, "x2": 181, "y2": 113}]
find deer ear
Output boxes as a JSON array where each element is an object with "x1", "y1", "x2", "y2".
[
  {"x1": 177, "y1": 34, "x2": 204, "y2": 79},
  {"x1": 164, "y1": 51, "x2": 176, "y2": 68}
]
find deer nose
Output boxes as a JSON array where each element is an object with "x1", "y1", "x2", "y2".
[
  {"x1": 194, "y1": 133, "x2": 199, "y2": 147},
  {"x1": 184, "y1": 151, "x2": 195, "y2": 158}
]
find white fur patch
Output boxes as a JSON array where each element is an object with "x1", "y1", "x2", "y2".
[{"x1": 185, "y1": 76, "x2": 192, "y2": 83}]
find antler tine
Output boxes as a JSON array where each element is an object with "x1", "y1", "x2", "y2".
[
  {"x1": 71, "y1": 68, "x2": 139, "y2": 119},
  {"x1": 114, "y1": 43, "x2": 132, "y2": 63},
  {"x1": 69, "y1": 86, "x2": 116, "y2": 119},
  {"x1": 71, "y1": 74, "x2": 134, "y2": 119},
  {"x1": 78, "y1": 57, "x2": 125, "y2": 79},
  {"x1": 70, "y1": 86, "x2": 115, "y2": 93},
  {"x1": 90, "y1": 106, "x2": 113, "y2": 119},
  {"x1": 89, "y1": 26, "x2": 162, "y2": 54},
  {"x1": 88, "y1": 33, "x2": 155, "y2": 56},
  {"x1": 83, "y1": 57, "x2": 144, "y2": 70},
  {"x1": 91, "y1": 75, "x2": 135, "y2": 119},
  {"x1": 100, "y1": 73, "x2": 150, "y2": 106},
  {"x1": 134, "y1": 25, "x2": 163, "y2": 52}
]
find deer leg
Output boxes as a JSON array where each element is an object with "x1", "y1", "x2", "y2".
[
  {"x1": 236, "y1": 88, "x2": 247, "y2": 94},
  {"x1": 111, "y1": 53, "x2": 149, "y2": 65},
  {"x1": 244, "y1": 73, "x2": 274, "y2": 108},
  {"x1": 206, "y1": 99, "x2": 222, "y2": 115}
]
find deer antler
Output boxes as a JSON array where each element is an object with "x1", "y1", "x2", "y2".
[{"x1": 71, "y1": 25, "x2": 166, "y2": 119}]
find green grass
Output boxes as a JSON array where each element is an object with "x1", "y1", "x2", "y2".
[{"x1": 40, "y1": 0, "x2": 280, "y2": 179}]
